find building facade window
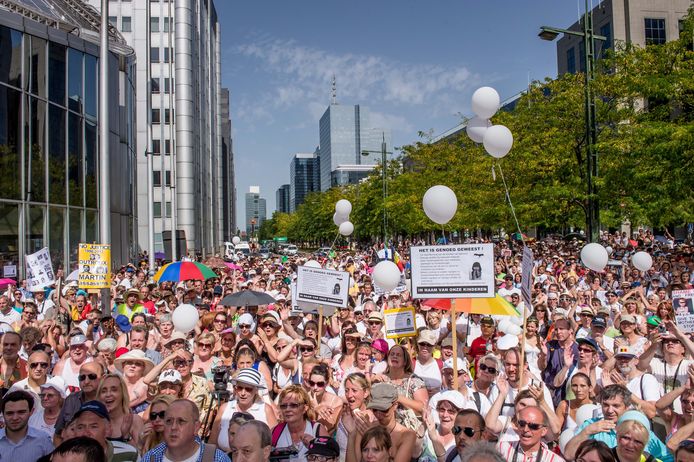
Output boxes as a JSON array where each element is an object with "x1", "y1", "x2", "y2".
[
  {"x1": 645, "y1": 18, "x2": 666, "y2": 45},
  {"x1": 150, "y1": 47, "x2": 160, "y2": 63},
  {"x1": 152, "y1": 77, "x2": 160, "y2": 93},
  {"x1": 152, "y1": 108, "x2": 161, "y2": 124},
  {"x1": 122, "y1": 17, "x2": 132, "y2": 33},
  {"x1": 150, "y1": 17, "x2": 159, "y2": 33},
  {"x1": 566, "y1": 47, "x2": 576, "y2": 74},
  {"x1": 599, "y1": 22, "x2": 612, "y2": 55}
]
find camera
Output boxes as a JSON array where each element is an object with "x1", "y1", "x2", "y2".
[
  {"x1": 211, "y1": 366, "x2": 231, "y2": 399},
  {"x1": 658, "y1": 325, "x2": 667, "y2": 334}
]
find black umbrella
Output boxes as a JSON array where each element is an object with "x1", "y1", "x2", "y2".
[{"x1": 219, "y1": 290, "x2": 277, "y2": 307}]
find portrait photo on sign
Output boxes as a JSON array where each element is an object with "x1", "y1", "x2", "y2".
[{"x1": 674, "y1": 296, "x2": 694, "y2": 315}]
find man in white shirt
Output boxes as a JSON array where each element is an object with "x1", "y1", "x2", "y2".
[{"x1": 0, "y1": 294, "x2": 21, "y2": 325}]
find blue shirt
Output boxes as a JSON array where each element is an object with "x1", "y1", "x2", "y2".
[
  {"x1": 142, "y1": 441, "x2": 231, "y2": 462},
  {"x1": 574, "y1": 417, "x2": 673, "y2": 462},
  {"x1": 0, "y1": 426, "x2": 54, "y2": 462}
]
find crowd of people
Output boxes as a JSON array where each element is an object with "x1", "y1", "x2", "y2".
[{"x1": 0, "y1": 230, "x2": 693, "y2": 462}]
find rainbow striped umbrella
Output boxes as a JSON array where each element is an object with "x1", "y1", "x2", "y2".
[
  {"x1": 154, "y1": 261, "x2": 217, "y2": 283},
  {"x1": 421, "y1": 294, "x2": 521, "y2": 316}
]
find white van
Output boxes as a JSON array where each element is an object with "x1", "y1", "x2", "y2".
[
  {"x1": 234, "y1": 242, "x2": 251, "y2": 255},
  {"x1": 285, "y1": 244, "x2": 298, "y2": 256}
]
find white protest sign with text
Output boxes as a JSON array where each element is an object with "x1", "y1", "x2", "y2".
[
  {"x1": 296, "y1": 266, "x2": 350, "y2": 308},
  {"x1": 25, "y1": 248, "x2": 55, "y2": 291},
  {"x1": 410, "y1": 244, "x2": 494, "y2": 298}
]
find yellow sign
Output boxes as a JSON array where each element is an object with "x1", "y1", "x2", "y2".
[
  {"x1": 384, "y1": 306, "x2": 417, "y2": 339},
  {"x1": 78, "y1": 243, "x2": 111, "y2": 289}
]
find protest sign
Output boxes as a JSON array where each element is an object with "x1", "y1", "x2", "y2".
[
  {"x1": 25, "y1": 248, "x2": 55, "y2": 291},
  {"x1": 384, "y1": 306, "x2": 417, "y2": 339},
  {"x1": 291, "y1": 281, "x2": 336, "y2": 316},
  {"x1": 296, "y1": 266, "x2": 350, "y2": 308},
  {"x1": 78, "y1": 244, "x2": 111, "y2": 289},
  {"x1": 3, "y1": 265, "x2": 16, "y2": 278},
  {"x1": 673, "y1": 289, "x2": 694, "y2": 333},
  {"x1": 410, "y1": 244, "x2": 494, "y2": 298},
  {"x1": 521, "y1": 246, "x2": 534, "y2": 309}
]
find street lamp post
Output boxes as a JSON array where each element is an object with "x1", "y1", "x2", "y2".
[
  {"x1": 362, "y1": 133, "x2": 392, "y2": 245},
  {"x1": 539, "y1": 0, "x2": 606, "y2": 243}
]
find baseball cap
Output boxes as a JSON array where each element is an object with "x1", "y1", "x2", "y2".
[
  {"x1": 366, "y1": 383, "x2": 398, "y2": 411},
  {"x1": 75, "y1": 400, "x2": 110, "y2": 421},
  {"x1": 442, "y1": 357, "x2": 468, "y2": 372},
  {"x1": 620, "y1": 314, "x2": 636, "y2": 325},
  {"x1": 307, "y1": 437, "x2": 340, "y2": 458},
  {"x1": 590, "y1": 317, "x2": 607, "y2": 328},
  {"x1": 576, "y1": 337, "x2": 601, "y2": 353},
  {"x1": 69, "y1": 334, "x2": 88, "y2": 347},
  {"x1": 441, "y1": 337, "x2": 453, "y2": 348},
  {"x1": 615, "y1": 345, "x2": 636, "y2": 358},
  {"x1": 115, "y1": 314, "x2": 132, "y2": 333},
  {"x1": 480, "y1": 316, "x2": 495, "y2": 326},
  {"x1": 417, "y1": 329, "x2": 438, "y2": 346},
  {"x1": 371, "y1": 339, "x2": 389, "y2": 356},
  {"x1": 547, "y1": 292, "x2": 558, "y2": 300},
  {"x1": 646, "y1": 315, "x2": 662, "y2": 327}
]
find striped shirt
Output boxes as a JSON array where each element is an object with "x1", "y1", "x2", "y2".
[{"x1": 496, "y1": 441, "x2": 565, "y2": 462}]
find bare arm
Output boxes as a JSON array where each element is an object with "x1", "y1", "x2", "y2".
[
  {"x1": 396, "y1": 381, "x2": 428, "y2": 416},
  {"x1": 143, "y1": 351, "x2": 178, "y2": 385},
  {"x1": 207, "y1": 402, "x2": 227, "y2": 446},
  {"x1": 666, "y1": 419, "x2": 694, "y2": 452},
  {"x1": 484, "y1": 378, "x2": 508, "y2": 434},
  {"x1": 564, "y1": 419, "x2": 616, "y2": 461}
]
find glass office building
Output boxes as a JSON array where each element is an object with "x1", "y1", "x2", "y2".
[
  {"x1": 0, "y1": 0, "x2": 137, "y2": 277},
  {"x1": 289, "y1": 152, "x2": 320, "y2": 212}
]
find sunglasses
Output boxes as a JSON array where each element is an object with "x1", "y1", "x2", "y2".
[
  {"x1": 307, "y1": 379, "x2": 326, "y2": 388},
  {"x1": 30, "y1": 362, "x2": 49, "y2": 369},
  {"x1": 197, "y1": 343, "x2": 213, "y2": 349},
  {"x1": 368, "y1": 321, "x2": 382, "y2": 326},
  {"x1": 150, "y1": 410, "x2": 166, "y2": 420},
  {"x1": 478, "y1": 363, "x2": 497, "y2": 375},
  {"x1": 261, "y1": 322, "x2": 277, "y2": 329},
  {"x1": 214, "y1": 319, "x2": 227, "y2": 323},
  {"x1": 78, "y1": 373, "x2": 99, "y2": 381},
  {"x1": 436, "y1": 406, "x2": 458, "y2": 415},
  {"x1": 578, "y1": 347, "x2": 595, "y2": 353},
  {"x1": 516, "y1": 420, "x2": 545, "y2": 431},
  {"x1": 239, "y1": 324, "x2": 251, "y2": 330},
  {"x1": 173, "y1": 359, "x2": 193, "y2": 367},
  {"x1": 452, "y1": 426, "x2": 478, "y2": 437},
  {"x1": 299, "y1": 346, "x2": 315, "y2": 353},
  {"x1": 279, "y1": 402, "x2": 304, "y2": 410}
]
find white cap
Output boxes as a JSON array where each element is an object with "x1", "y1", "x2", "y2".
[
  {"x1": 158, "y1": 369, "x2": 182, "y2": 385},
  {"x1": 443, "y1": 357, "x2": 469, "y2": 372},
  {"x1": 432, "y1": 390, "x2": 466, "y2": 410},
  {"x1": 40, "y1": 376, "x2": 67, "y2": 399}
]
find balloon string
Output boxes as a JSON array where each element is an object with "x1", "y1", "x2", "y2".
[
  {"x1": 329, "y1": 230, "x2": 341, "y2": 253},
  {"x1": 496, "y1": 162, "x2": 524, "y2": 244},
  {"x1": 441, "y1": 225, "x2": 446, "y2": 244}
]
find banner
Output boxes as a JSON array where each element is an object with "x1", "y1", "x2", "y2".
[
  {"x1": 521, "y1": 246, "x2": 534, "y2": 310},
  {"x1": 78, "y1": 244, "x2": 111, "y2": 289},
  {"x1": 384, "y1": 306, "x2": 417, "y2": 339},
  {"x1": 410, "y1": 244, "x2": 495, "y2": 299},
  {"x1": 26, "y1": 248, "x2": 55, "y2": 291},
  {"x1": 296, "y1": 266, "x2": 350, "y2": 308},
  {"x1": 3, "y1": 265, "x2": 16, "y2": 278},
  {"x1": 673, "y1": 289, "x2": 694, "y2": 333}
]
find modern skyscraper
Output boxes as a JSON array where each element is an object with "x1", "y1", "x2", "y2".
[
  {"x1": 276, "y1": 185, "x2": 290, "y2": 214},
  {"x1": 220, "y1": 88, "x2": 236, "y2": 239},
  {"x1": 0, "y1": 0, "x2": 137, "y2": 273},
  {"x1": 245, "y1": 186, "x2": 266, "y2": 236},
  {"x1": 318, "y1": 103, "x2": 391, "y2": 191},
  {"x1": 87, "y1": 0, "x2": 224, "y2": 257},
  {"x1": 290, "y1": 151, "x2": 320, "y2": 212}
]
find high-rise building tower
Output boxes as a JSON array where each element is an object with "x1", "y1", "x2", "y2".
[
  {"x1": 318, "y1": 104, "x2": 390, "y2": 191},
  {"x1": 220, "y1": 88, "x2": 236, "y2": 239},
  {"x1": 245, "y1": 186, "x2": 266, "y2": 236},
  {"x1": 276, "y1": 185, "x2": 290, "y2": 214},
  {"x1": 290, "y1": 151, "x2": 320, "y2": 212},
  {"x1": 88, "y1": 0, "x2": 224, "y2": 257}
]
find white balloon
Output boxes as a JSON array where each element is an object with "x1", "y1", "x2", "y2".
[
  {"x1": 632, "y1": 251, "x2": 653, "y2": 271},
  {"x1": 504, "y1": 323, "x2": 522, "y2": 336},
  {"x1": 558, "y1": 429, "x2": 575, "y2": 455},
  {"x1": 471, "y1": 86, "x2": 501, "y2": 119},
  {"x1": 580, "y1": 243, "x2": 609, "y2": 272},
  {"x1": 496, "y1": 333, "x2": 519, "y2": 350},
  {"x1": 232, "y1": 236, "x2": 241, "y2": 245},
  {"x1": 509, "y1": 315, "x2": 524, "y2": 326},
  {"x1": 171, "y1": 304, "x2": 198, "y2": 333},
  {"x1": 373, "y1": 260, "x2": 401, "y2": 292},
  {"x1": 466, "y1": 117, "x2": 490, "y2": 143},
  {"x1": 606, "y1": 246, "x2": 613, "y2": 255},
  {"x1": 304, "y1": 260, "x2": 321, "y2": 268},
  {"x1": 422, "y1": 185, "x2": 458, "y2": 225},
  {"x1": 483, "y1": 125, "x2": 514, "y2": 158},
  {"x1": 333, "y1": 212, "x2": 349, "y2": 226},
  {"x1": 497, "y1": 318, "x2": 510, "y2": 333},
  {"x1": 335, "y1": 199, "x2": 352, "y2": 216},
  {"x1": 339, "y1": 221, "x2": 354, "y2": 236}
]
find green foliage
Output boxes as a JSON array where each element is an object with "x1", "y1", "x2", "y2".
[{"x1": 260, "y1": 10, "x2": 694, "y2": 242}]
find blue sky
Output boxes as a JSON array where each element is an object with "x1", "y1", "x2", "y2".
[{"x1": 217, "y1": 1, "x2": 584, "y2": 228}]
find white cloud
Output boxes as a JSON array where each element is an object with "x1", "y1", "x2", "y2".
[{"x1": 233, "y1": 37, "x2": 477, "y2": 123}]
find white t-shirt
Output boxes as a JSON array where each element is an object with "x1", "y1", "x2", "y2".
[
  {"x1": 275, "y1": 421, "x2": 320, "y2": 461},
  {"x1": 626, "y1": 374, "x2": 661, "y2": 402},
  {"x1": 28, "y1": 409, "x2": 56, "y2": 438},
  {"x1": 163, "y1": 444, "x2": 201, "y2": 462},
  {"x1": 414, "y1": 359, "x2": 443, "y2": 393},
  {"x1": 0, "y1": 309, "x2": 21, "y2": 325}
]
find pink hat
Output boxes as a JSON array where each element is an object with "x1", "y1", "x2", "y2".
[{"x1": 371, "y1": 339, "x2": 389, "y2": 356}]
